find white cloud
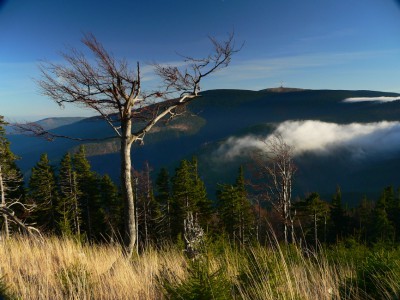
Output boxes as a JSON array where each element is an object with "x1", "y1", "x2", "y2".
[
  {"x1": 216, "y1": 120, "x2": 400, "y2": 160},
  {"x1": 343, "y1": 96, "x2": 400, "y2": 103},
  {"x1": 215, "y1": 135, "x2": 265, "y2": 160}
]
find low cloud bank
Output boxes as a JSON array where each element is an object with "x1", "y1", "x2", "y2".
[
  {"x1": 343, "y1": 96, "x2": 400, "y2": 103},
  {"x1": 216, "y1": 120, "x2": 400, "y2": 160}
]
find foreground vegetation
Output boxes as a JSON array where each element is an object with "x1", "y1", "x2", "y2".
[
  {"x1": 0, "y1": 235, "x2": 399, "y2": 299},
  {"x1": 2, "y1": 113, "x2": 400, "y2": 299}
]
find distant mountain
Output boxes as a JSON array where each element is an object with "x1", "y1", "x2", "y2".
[
  {"x1": 6, "y1": 117, "x2": 86, "y2": 134},
  {"x1": 34, "y1": 117, "x2": 87, "y2": 131},
  {"x1": 7, "y1": 88, "x2": 400, "y2": 205}
]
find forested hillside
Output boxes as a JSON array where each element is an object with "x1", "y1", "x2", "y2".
[{"x1": 8, "y1": 88, "x2": 400, "y2": 203}]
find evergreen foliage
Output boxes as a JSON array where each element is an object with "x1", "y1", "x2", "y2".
[
  {"x1": 28, "y1": 153, "x2": 58, "y2": 231},
  {"x1": 370, "y1": 187, "x2": 395, "y2": 243},
  {"x1": 57, "y1": 152, "x2": 81, "y2": 236},
  {"x1": 329, "y1": 186, "x2": 346, "y2": 242},
  {"x1": 155, "y1": 167, "x2": 172, "y2": 241},
  {"x1": 159, "y1": 257, "x2": 231, "y2": 300},
  {"x1": 73, "y1": 146, "x2": 101, "y2": 240},
  {"x1": 171, "y1": 158, "x2": 212, "y2": 240},
  {"x1": 217, "y1": 166, "x2": 254, "y2": 244},
  {"x1": 99, "y1": 174, "x2": 123, "y2": 243},
  {"x1": 295, "y1": 192, "x2": 329, "y2": 248},
  {"x1": 355, "y1": 196, "x2": 374, "y2": 243}
]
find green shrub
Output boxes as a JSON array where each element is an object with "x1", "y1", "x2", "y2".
[{"x1": 159, "y1": 256, "x2": 232, "y2": 300}]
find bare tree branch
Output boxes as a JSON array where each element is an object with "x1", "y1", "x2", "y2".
[
  {"x1": 12, "y1": 122, "x2": 116, "y2": 142},
  {"x1": 16, "y1": 32, "x2": 238, "y2": 256}
]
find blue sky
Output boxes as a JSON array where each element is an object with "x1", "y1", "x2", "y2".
[{"x1": 1, "y1": 0, "x2": 400, "y2": 120}]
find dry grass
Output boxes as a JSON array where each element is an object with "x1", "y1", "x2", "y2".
[
  {"x1": 0, "y1": 236, "x2": 186, "y2": 299},
  {"x1": 225, "y1": 245, "x2": 352, "y2": 300},
  {"x1": 0, "y1": 236, "x2": 397, "y2": 299}
]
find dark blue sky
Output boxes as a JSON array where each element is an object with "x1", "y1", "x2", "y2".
[{"x1": 1, "y1": 0, "x2": 400, "y2": 119}]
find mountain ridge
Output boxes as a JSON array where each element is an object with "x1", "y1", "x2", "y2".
[{"x1": 7, "y1": 88, "x2": 400, "y2": 204}]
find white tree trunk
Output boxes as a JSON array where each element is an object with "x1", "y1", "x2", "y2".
[
  {"x1": 0, "y1": 165, "x2": 9, "y2": 239},
  {"x1": 121, "y1": 118, "x2": 136, "y2": 256}
]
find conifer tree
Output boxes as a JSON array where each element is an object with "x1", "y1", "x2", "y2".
[
  {"x1": 191, "y1": 157, "x2": 212, "y2": 230},
  {"x1": 171, "y1": 160, "x2": 195, "y2": 238},
  {"x1": 28, "y1": 153, "x2": 58, "y2": 231},
  {"x1": 217, "y1": 166, "x2": 254, "y2": 244},
  {"x1": 329, "y1": 186, "x2": 346, "y2": 242},
  {"x1": 217, "y1": 184, "x2": 240, "y2": 240},
  {"x1": 57, "y1": 152, "x2": 81, "y2": 236},
  {"x1": 73, "y1": 145, "x2": 101, "y2": 239},
  {"x1": 356, "y1": 196, "x2": 374, "y2": 243},
  {"x1": 171, "y1": 159, "x2": 212, "y2": 239},
  {"x1": 155, "y1": 167, "x2": 172, "y2": 241},
  {"x1": 295, "y1": 192, "x2": 329, "y2": 249},
  {"x1": 370, "y1": 187, "x2": 395, "y2": 243},
  {"x1": 386, "y1": 186, "x2": 400, "y2": 241},
  {"x1": 99, "y1": 174, "x2": 123, "y2": 243}
]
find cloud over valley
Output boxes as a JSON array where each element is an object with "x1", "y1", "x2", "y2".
[
  {"x1": 343, "y1": 96, "x2": 400, "y2": 103},
  {"x1": 216, "y1": 120, "x2": 400, "y2": 160}
]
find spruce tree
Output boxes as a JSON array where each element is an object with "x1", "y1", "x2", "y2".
[
  {"x1": 386, "y1": 186, "x2": 400, "y2": 241},
  {"x1": 171, "y1": 160, "x2": 195, "y2": 238},
  {"x1": 329, "y1": 186, "x2": 346, "y2": 242},
  {"x1": 73, "y1": 145, "x2": 101, "y2": 240},
  {"x1": 356, "y1": 196, "x2": 374, "y2": 243},
  {"x1": 370, "y1": 187, "x2": 395, "y2": 243},
  {"x1": 57, "y1": 152, "x2": 81, "y2": 236},
  {"x1": 171, "y1": 158, "x2": 212, "y2": 240},
  {"x1": 217, "y1": 166, "x2": 254, "y2": 244},
  {"x1": 217, "y1": 184, "x2": 240, "y2": 240},
  {"x1": 191, "y1": 157, "x2": 212, "y2": 231},
  {"x1": 29, "y1": 153, "x2": 58, "y2": 232},
  {"x1": 296, "y1": 192, "x2": 329, "y2": 248},
  {"x1": 155, "y1": 167, "x2": 172, "y2": 241},
  {"x1": 99, "y1": 174, "x2": 123, "y2": 243}
]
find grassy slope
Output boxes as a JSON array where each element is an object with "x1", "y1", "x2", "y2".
[{"x1": 1, "y1": 236, "x2": 399, "y2": 299}]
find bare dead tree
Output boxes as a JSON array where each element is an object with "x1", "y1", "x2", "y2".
[
  {"x1": 0, "y1": 164, "x2": 38, "y2": 239},
  {"x1": 0, "y1": 164, "x2": 12, "y2": 239},
  {"x1": 17, "y1": 33, "x2": 237, "y2": 256},
  {"x1": 253, "y1": 134, "x2": 297, "y2": 245},
  {"x1": 183, "y1": 212, "x2": 204, "y2": 260}
]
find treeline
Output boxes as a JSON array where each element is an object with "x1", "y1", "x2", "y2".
[
  {"x1": 5, "y1": 153, "x2": 400, "y2": 249},
  {"x1": 1, "y1": 116, "x2": 400, "y2": 249}
]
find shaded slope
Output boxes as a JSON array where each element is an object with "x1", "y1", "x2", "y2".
[{"x1": 7, "y1": 88, "x2": 400, "y2": 204}]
